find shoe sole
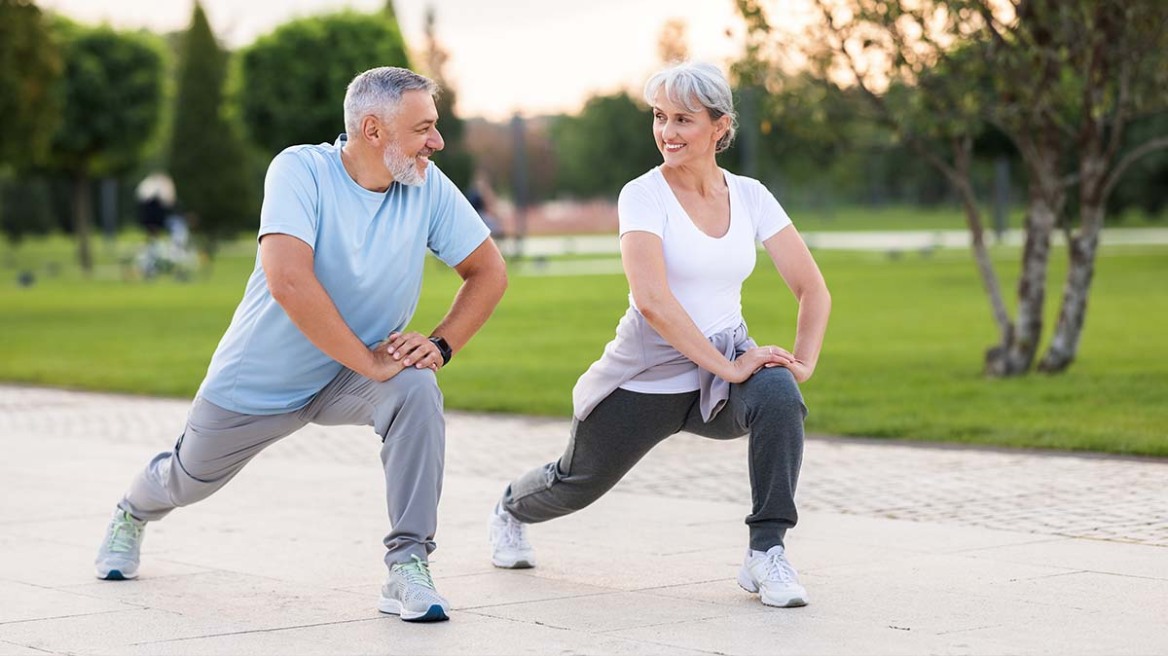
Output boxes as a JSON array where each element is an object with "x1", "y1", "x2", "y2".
[
  {"x1": 491, "y1": 557, "x2": 534, "y2": 569},
  {"x1": 737, "y1": 574, "x2": 808, "y2": 608},
  {"x1": 378, "y1": 597, "x2": 449, "y2": 622},
  {"x1": 96, "y1": 569, "x2": 138, "y2": 581}
]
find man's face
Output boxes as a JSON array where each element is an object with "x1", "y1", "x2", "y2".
[{"x1": 381, "y1": 90, "x2": 444, "y2": 186}]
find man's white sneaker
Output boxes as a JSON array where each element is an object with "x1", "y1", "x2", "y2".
[
  {"x1": 95, "y1": 508, "x2": 146, "y2": 580},
  {"x1": 488, "y1": 502, "x2": 535, "y2": 569},
  {"x1": 738, "y1": 545, "x2": 808, "y2": 607}
]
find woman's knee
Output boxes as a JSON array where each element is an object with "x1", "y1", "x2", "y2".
[{"x1": 744, "y1": 367, "x2": 807, "y2": 420}]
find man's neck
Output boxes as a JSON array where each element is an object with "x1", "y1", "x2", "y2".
[{"x1": 341, "y1": 140, "x2": 393, "y2": 192}]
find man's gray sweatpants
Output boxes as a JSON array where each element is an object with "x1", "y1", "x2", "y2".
[
  {"x1": 503, "y1": 366, "x2": 807, "y2": 551},
  {"x1": 119, "y1": 366, "x2": 444, "y2": 569}
]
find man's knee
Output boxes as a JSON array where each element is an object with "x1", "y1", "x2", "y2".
[
  {"x1": 371, "y1": 367, "x2": 444, "y2": 440},
  {"x1": 374, "y1": 367, "x2": 444, "y2": 410}
]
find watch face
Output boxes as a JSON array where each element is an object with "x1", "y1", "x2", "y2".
[{"x1": 430, "y1": 337, "x2": 452, "y2": 364}]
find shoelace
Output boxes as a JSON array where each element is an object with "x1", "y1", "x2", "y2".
[
  {"x1": 106, "y1": 514, "x2": 142, "y2": 553},
  {"x1": 395, "y1": 555, "x2": 437, "y2": 590},
  {"x1": 761, "y1": 550, "x2": 798, "y2": 584},
  {"x1": 500, "y1": 515, "x2": 528, "y2": 549}
]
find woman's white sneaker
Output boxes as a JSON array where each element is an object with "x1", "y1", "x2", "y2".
[
  {"x1": 738, "y1": 545, "x2": 808, "y2": 607},
  {"x1": 488, "y1": 502, "x2": 535, "y2": 569}
]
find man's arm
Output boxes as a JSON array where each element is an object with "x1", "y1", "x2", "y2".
[
  {"x1": 385, "y1": 238, "x2": 508, "y2": 369},
  {"x1": 261, "y1": 233, "x2": 404, "y2": 381}
]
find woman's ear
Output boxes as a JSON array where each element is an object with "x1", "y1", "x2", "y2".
[{"x1": 714, "y1": 115, "x2": 731, "y2": 141}]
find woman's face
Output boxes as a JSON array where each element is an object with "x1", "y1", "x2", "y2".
[{"x1": 651, "y1": 90, "x2": 727, "y2": 168}]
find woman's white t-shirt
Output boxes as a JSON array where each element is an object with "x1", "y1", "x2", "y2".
[{"x1": 617, "y1": 166, "x2": 792, "y2": 394}]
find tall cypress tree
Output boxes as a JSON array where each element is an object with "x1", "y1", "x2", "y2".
[
  {"x1": 423, "y1": 6, "x2": 473, "y2": 189},
  {"x1": 169, "y1": 2, "x2": 257, "y2": 255},
  {"x1": 0, "y1": 0, "x2": 62, "y2": 167}
]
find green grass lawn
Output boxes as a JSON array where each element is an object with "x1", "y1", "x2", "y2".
[
  {"x1": 683, "y1": 203, "x2": 1164, "y2": 233},
  {"x1": 2, "y1": 234, "x2": 1165, "y2": 457}
]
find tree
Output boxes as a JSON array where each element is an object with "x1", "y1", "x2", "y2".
[
  {"x1": 658, "y1": 19, "x2": 690, "y2": 64},
  {"x1": 736, "y1": 0, "x2": 1168, "y2": 376},
  {"x1": 170, "y1": 2, "x2": 258, "y2": 255},
  {"x1": 0, "y1": 0, "x2": 62, "y2": 167},
  {"x1": 0, "y1": 176, "x2": 54, "y2": 247},
  {"x1": 552, "y1": 93, "x2": 662, "y2": 198},
  {"x1": 239, "y1": 11, "x2": 411, "y2": 155},
  {"x1": 421, "y1": 5, "x2": 473, "y2": 189},
  {"x1": 46, "y1": 19, "x2": 166, "y2": 273}
]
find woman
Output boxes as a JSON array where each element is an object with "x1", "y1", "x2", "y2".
[{"x1": 489, "y1": 62, "x2": 830, "y2": 608}]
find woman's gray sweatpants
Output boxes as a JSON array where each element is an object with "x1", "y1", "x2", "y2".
[
  {"x1": 503, "y1": 366, "x2": 807, "y2": 551},
  {"x1": 119, "y1": 366, "x2": 445, "y2": 569}
]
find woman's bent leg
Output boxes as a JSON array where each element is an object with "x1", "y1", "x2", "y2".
[{"x1": 686, "y1": 367, "x2": 806, "y2": 551}]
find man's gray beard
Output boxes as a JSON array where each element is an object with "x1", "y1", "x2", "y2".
[{"x1": 384, "y1": 144, "x2": 426, "y2": 187}]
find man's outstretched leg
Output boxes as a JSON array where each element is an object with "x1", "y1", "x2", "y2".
[{"x1": 95, "y1": 398, "x2": 305, "y2": 580}]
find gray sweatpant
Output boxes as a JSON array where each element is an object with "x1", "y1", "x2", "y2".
[
  {"x1": 119, "y1": 366, "x2": 445, "y2": 569},
  {"x1": 503, "y1": 366, "x2": 807, "y2": 551}
]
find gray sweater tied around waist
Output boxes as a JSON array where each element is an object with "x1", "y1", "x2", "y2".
[{"x1": 572, "y1": 306, "x2": 756, "y2": 422}]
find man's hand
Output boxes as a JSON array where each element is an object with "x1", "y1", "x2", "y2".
[
  {"x1": 383, "y1": 331, "x2": 444, "y2": 371},
  {"x1": 364, "y1": 341, "x2": 410, "y2": 381}
]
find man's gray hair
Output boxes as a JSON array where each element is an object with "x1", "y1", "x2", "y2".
[
  {"x1": 343, "y1": 67, "x2": 439, "y2": 136},
  {"x1": 643, "y1": 62, "x2": 738, "y2": 153}
]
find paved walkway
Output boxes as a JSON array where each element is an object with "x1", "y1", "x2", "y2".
[
  {"x1": 2, "y1": 385, "x2": 1165, "y2": 655},
  {"x1": 500, "y1": 227, "x2": 1168, "y2": 276},
  {"x1": 511, "y1": 227, "x2": 1168, "y2": 257}
]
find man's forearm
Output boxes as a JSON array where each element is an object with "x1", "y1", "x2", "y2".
[
  {"x1": 271, "y1": 273, "x2": 374, "y2": 376},
  {"x1": 429, "y1": 267, "x2": 507, "y2": 354}
]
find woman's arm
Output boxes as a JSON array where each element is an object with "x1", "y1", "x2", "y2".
[
  {"x1": 761, "y1": 226, "x2": 831, "y2": 382},
  {"x1": 621, "y1": 231, "x2": 786, "y2": 384}
]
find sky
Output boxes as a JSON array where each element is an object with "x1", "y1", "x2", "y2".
[{"x1": 38, "y1": 0, "x2": 749, "y2": 121}]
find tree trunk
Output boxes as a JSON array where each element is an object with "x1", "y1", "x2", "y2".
[
  {"x1": 985, "y1": 182, "x2": 1059, "y2": 377},
  {"x1": 1037, "y1": 225, "x2": 1099, "y2": 373},
  {"x1": 1038, "y1": 147, "x2": 1109, "y2": 373},
  {"x1": 73, "y1": 172, "x2": 93, "y2": 274},
  {"x1": 953, "y1": 170, "x2": 1011, "y2": 347},
  {"x1": 932, "y1": 138, "x2": 1015, "y2": 375}
]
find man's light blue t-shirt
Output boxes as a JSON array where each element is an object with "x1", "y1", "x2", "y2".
[{"x1": 198, "y1": 135, "x2": 490, "y2": 415}]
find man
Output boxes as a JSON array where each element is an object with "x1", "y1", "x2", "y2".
[{"x1": 94, "y1": 67, "x2": 507, "y2": 623}]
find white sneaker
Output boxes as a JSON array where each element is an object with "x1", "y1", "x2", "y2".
[
  {"x1": 488, "y1": 502, "x2": 535, "y2": 569},
  {"x1": 738, "y1": 545, "x2": 809, "y2": 607}
]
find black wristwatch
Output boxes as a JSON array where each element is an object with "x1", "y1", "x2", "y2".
[{"x1": 428, "y1": 336, "x2": 452, "y2": 366}]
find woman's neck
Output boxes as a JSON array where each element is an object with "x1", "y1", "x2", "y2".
[{"x1": 661, "y1": 159, "x2": 724, "y2": 197}]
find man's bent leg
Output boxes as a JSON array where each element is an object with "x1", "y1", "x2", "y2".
[
  {"x1": 305, "y1": 368, "x2": 445, "y2": 569},
  {"x1": 121, "y1": 397, "x2": 306, "y2": 521}
]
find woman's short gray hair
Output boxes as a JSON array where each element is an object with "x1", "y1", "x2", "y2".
[
  {"x1": 643, "y1": 62, "x2": 738, "y2": 153},
  {"x1": 344, "y1": 67, "x2": 439, "y2": 137}
]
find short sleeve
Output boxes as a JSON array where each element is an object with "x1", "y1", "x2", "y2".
[
  {"x1": 425, "y1": 164, "x2": 491, "y2": 267},
  {"x1": 751, "y1": 179, "x2": 793, "y2": 242},
  {"x1": 617, "y1": 179, "x2": 665, "y2": 237},
  {"x1": 258, "y1": 150, "x2": 320, "y2": 249}
]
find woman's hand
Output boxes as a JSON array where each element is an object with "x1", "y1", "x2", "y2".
[
  {"x1": 774, "y1": 359, "x2": 813, "y2": 383},
  {"x1": 757, "y1": 344, "x2": 814, "y2": 383},
  {"x1": 725, "y1": 346, "x2": 790, "y2": 383},
  {"x1": 726, "y1": 345, "x2": 814, "y2": 384}
]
